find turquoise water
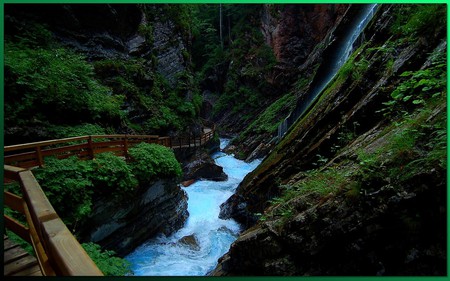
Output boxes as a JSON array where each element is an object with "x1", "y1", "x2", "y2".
[{"x1": 125, "y1": 139, "x2": 261, "y2": 276}]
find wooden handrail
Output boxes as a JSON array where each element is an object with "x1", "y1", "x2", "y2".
[
  {"x1": 3, "y1": 166, "x2": 103, "y2": 276},
  {"x1": 3, "y1": 125, "x2": 216, "y2": 275},
  {"x1": 4, "y1": 127, "x2": 215, "y2": 169}
]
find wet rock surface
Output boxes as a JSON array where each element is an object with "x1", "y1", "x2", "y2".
[{"x1": 78, "y1": 179, "x2": 188, "y2": 257}]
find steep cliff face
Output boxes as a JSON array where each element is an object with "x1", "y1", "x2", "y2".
[
  {"x1": 5, "y1": 5, "x2": 143, "y2": 59},
  {"x1": 215, "y1": 4, "x2": 446, "y2": 275},
  {"x1": 78, "y1": 179, "x2": 188, "y2": 257},
  {"x1": 261, "y1": 4, "x2": 348, "y2": 68},
  {"x1": 220, "y1": 4, "x2": 350, "y2": 160}
]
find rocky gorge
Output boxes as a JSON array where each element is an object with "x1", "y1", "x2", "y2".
[
  {"x1": 3, "y1": 3, "x2": 447, "y2": 276},
  {"x1": 214, "y1": 4, "x2": 447, "y2": 275}
]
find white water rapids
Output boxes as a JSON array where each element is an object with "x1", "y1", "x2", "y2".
[{"x1": 125, "y1": 139, "x2": 261, "y2": 276}]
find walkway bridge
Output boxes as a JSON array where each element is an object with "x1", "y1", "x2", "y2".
[{"x1": 3, "y1": 126, "x2": 215, "y2": 276}]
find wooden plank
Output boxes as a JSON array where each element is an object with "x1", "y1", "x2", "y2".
[
  {"x1": 4, "y1": 237, "x2": 20, "y2": 251},
  {"x1": 6, "y1": 160, "x2": 40, "y2": 169},
  {"x1": 89, "y1": 134, "x2": 124, "y2": 139},
  {"x1": 41, "y1": 218, "x2": 103, "y2": 276},
  {"x1": 41, "y1": 143, "x2": 88, "y2": 157},
  {"x1": 24, "y1": 199, "x2": 51, "y2": 275},
  {"x1": 4, "y1": 244, "x2": 29, "y2": 264},
  {"x1": 91, "y1": 140, "x2": 124, "y2": 148},
  {"x1": 4, "y1": 136, "x2": 89, "y2": 152},
  {"x1": 19, "y1": 171, "x2": 58, "y2": 238},
  {"x1": 12, "y1": 264, "x2": 42, "y2": 276},
  {"x1": 23, "y1": 204, "x2": 56, "y2": 276},
  {"x1": 90, "y1": 134, "x2": 159, "y2": 139},
  {"x1": 87, "y1": 136, "x2": 94, "y2": 159},
  {"x1": 4, "y1": 165, "x2": 26, "y2": 181},
  {"x1": 4, "y1": 191, "x2": 25, "y2": 213},
  {"x1": 36, "y1": 147, "x2": 44, "y2": 167},
  {"x1": 93, "y1": 146, "x2": 123, "y2": 154},
  {"x1": 4, "y1": 255, "x2": 39, "y2": 276},
  {"x1": 4, "y1": 215, "x2": 30, "y2": 243},
  {"x1": 4, "y1": 151, "x2": 37, "y2": 164},
  {"x1": 22, "y1": 161, "x2": 40, "y2": 169}
]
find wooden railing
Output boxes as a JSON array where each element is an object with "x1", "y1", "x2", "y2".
[
  {"x1": 4, "y1": 127, "x2": 215, "y2": 168},
  {"x1": 3, "y1": 127, "x2": 215, "y2": 275},
  {"x1": 4, "y1": 166, "x2": 103, "y2": 276}
]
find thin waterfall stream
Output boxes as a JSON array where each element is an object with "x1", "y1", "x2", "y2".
[
  {"x1": 277, "y1": 4, "x2": 378, "y2": 139},
  {"x1": 125, "y1": 138, "x2": 261, "y2": 276}
]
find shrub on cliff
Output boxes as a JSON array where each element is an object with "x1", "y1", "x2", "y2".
[
  {"x1": 128, "y1": 143, "x2": 182, "y2": 184},
  {"x1": 33, "y1": 153, "x2": 138, "y2": 228},
  {"x1": 4, "y1": 24, "x2": 124, "y2": 127}
]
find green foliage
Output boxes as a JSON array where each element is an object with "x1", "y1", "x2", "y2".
[
  {"x1": 82, "y1": 242, "x2": 132, "y2": 276},
  {"x1": 5, "y1": 36, "x2": 123, "y2": 127},
  {"x1": 138, "y1": 23, "x2": 153, "y2": 44},
  {"x1": 293, "y1": 168, "x2": 351, "y2": 196},
  {"x1": 128, "y1": 143, "x2": 182, "y2": 184},
  {"x1": 239, "y1": 94, "x2": 295, "y2": 138},
  {"x1": 33, "y1": 154, "x2": 138, "y2": 228},
  {"x1": 92, "y1": 153, "x2": 139, "y2": 197},
  {"x1": 94, "y1": 57, "x2": 200, "y2": 134},
  {"x1": 259, "y1": 166, "x2": 354, "y2": 223},
  {"x1": 49, "y1": 123, "x2": 110, "y2": 139},
  {"x1": 380, "y1": 50, "x2": 446, "y2": 117},
  {"x1": 337, "y1": 44, "x2": 369, "y2": 82},
  {"x1": 34, "y1": 156, "x2": 95, "y2": 227},
  {"x1": 391, "y1": 5, "x2": 446, "y2": 37}
]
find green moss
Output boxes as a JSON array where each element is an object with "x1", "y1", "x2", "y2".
[{"x1": 239, "y1": 93, "x2": 296, "y2": 141}]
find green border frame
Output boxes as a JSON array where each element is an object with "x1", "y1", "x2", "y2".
[{"x1": 1, "y1": 0, "x2": 448, "y2": 280}]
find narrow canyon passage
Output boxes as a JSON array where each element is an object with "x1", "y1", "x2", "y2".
[{"x1": 125, "y1": 139, "x2": 261, "y2": 276}]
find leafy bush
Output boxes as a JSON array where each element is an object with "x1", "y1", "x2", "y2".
[
  {"x1": 33, "y1": 153, "x2": 138, "y2": 227},
  {"x1": 91, "y1": 153, "x2": 139, "y2": 197},
  {"x1": 33, "y1": 156, "x2": 95, "y2": 227},
  {"x1": 380, "y1": 49, "x2": 446, "y2": 117},
  {"x1": 5, "y1": 40, "x2": 123, "y2": 126},
  {"x1": 128, "y1": 143, "x2": 182, "y2": 184},
  {"x1": 49, "y1": 123, "x2": 110, "y2": 139},
  {"x1": 82, "y1": 242, "x2": 132, "y2": 276}
]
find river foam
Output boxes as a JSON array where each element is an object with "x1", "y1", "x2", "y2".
[{"x1": 125, "y1": 139, "x2": 261, "y2": 276}]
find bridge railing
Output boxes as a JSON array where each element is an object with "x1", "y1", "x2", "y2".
[
  {"x1": 4, "y1": 165, "x2": 103, "y2": 276},
  {"x1": 4, "y1": 129, "x2": 215, "y2": 168}
]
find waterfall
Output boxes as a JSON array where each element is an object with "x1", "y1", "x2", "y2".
[
  {"x1": 276, "y1": 4, "x2": 378, "y2": 141},
  {"x1": 277, "y1": 117, "x2": 289, "y2": 139}
]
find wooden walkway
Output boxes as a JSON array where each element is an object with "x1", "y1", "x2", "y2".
[{"x1": 4, "y1": 235, "x2": 42, "y2": 276}]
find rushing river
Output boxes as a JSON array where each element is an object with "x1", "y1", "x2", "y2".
[{"x1": 125, "y1": 139, "x2": 261, "y2": 276}]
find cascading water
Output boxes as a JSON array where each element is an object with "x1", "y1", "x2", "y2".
[
  {"x1": 277, "y1": 4, "x2": 378, "y2": 139},
  {"x1": 125, "y1": 139, "x2": 261, "y2": 276}
]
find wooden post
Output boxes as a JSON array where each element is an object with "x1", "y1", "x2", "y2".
[
  {"x1": 36, "y1": 146, "x2": 44, "y2": 167},
  {"x1": 87, "y1": 136, "x2": 94, "y2": 159},
  {"x1": 124, "y1": 135, "x2": 129, "y2": 158},
  {"x1": 188, "y1": 136, "x2": 191, "y2": 148}
]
